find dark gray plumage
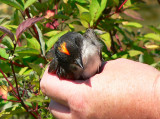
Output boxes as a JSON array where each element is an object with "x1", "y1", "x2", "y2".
[{"x1": 48, "y1": 29, "x2": 102, "y2": 80}]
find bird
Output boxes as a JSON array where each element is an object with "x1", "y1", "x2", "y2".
[{"x1": 47, "y1": 29, "x2": 102, "y2": 80}]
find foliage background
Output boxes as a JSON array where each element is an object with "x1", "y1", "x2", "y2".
[{"x1": 0, "y1": 0, "x2": 160, "y2": 118}]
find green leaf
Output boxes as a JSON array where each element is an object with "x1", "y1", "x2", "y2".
[
  {"x1": 89, "y1": 0, "x2": 108, "y2": 23},
  {"x1": 144, "y1": 33, "x2": 160, "y2": 41},
  {"x1": 46, "y1": 30, "x2": 68, "y2": 52},
  {"x1": 0, "y1": 105, "x2": 25, "y2": 119},
  {"x1": 27, "y1": 63, "x2": 42, "y2": 75},
  {"x1": 123, "y1": 0, "x2": 131, "y2": 8},
  {"x1": 24, "y1": 0, "x2": 37, "y2": 9},
  {"x1": 0, "y1": 48, "x2": 9, "y2": 59},
  {"x1": 16, "y1": 0, "x2": 24, "y2": 7},
  {"x1": 26, "y1": 95, "x2": 49, "y2": 103},
  {"x1": 0, "y1": 61, "x2": 10, "y2": 73},
  {"x1": 144, "y1": 44, "x2": 159, "y2": 49},
  {"x1": 76, "y1": 4, "x2": 91, "y2": 27},
  {"x1": 1, "y1": 37, "x2": 14, "y2": 49},
  {"x1": 148, "y1": 25, "x2": 160, "y2": 34},
  {"x1": 123, "y1": 22, "x2": 142, "y2": 28},
  {"x1": 18, "y1": 67, "x2": 28, "y2": 75},
  {"x1": 76, "y1": 4, "x2": 89, "y2": 15},
  {"x1": 11, "y1": 9, "x2": 20, "y2": 25},
  {"x1": 54, "y1": 14, "x2": 70, "y2": 19},
  {"x1": 139, "y1": 52, "x2": 154, "y2": 65},
  {"x1": 100, "y1": 32, "x2": 111, "y2": 51},
  {"x1": 27, "y1": 37, "x2": 40, "y2": 51},
  {"x1": 15, "y1": 47, "x2": 40, "y2": 55},
  {"x1": 68, "y1": 24, "x2": 75, "y2": 31},
  {"x1": 80, "y1": 12, "x2": 91, "y2": 23},
  {"x1": 127, "y1": 50, "x2": 142, "y2": 57},
  {"x1": 44, "y1": 30, "x2": 61, "y2": 37},
  {"x1": 0, "y1": 0, "x2": 24, "y2": 10},
  {"x1": 107, "y1": 0, "x2": 119, "y2": 7},
  {"x1": 35, "y1": 24, "x2": 46, "y2": 56}
]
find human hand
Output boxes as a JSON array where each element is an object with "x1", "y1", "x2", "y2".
[{"x1": 40, "y1": 58, "x2": 160, "y2": 119}]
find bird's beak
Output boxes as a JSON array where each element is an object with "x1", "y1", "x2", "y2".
[{"x1": 75, "y1": 57, "x2": 84, "y2": 69}]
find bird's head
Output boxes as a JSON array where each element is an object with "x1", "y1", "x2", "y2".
[{"x1": 54, "y1": 32, "x2": 84, "y2": 71}]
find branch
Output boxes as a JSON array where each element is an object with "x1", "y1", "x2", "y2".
[
  {"x1": 0, "y1": 97, "x2": 21, "y2": 102},
  {"x1": 10, "y1": 61, "x2": 38, "y2": 119},
  {"x1": 0, "y1": 68, "x2": 18, "y2": 99},
  {"x1": 25, "y1": 9, "x2": 40, "y2": 43},
  {"x1": 0, "y1": 56, "x2": 25, "y2": 67},
  {"x1": 115, "y1": 34, "x2": 123, "y2": 51},
  {"x1": 109, "y1": 31, "x2": 117, "y2": 54},
  {"x1": 117, "y1": 0, "x2": 128, "y2": 12},
  {"x1": 95, "y1": 0, "x2": 128, "y2": 28}
]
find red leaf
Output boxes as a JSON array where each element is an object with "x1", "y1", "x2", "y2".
[
  {"x1": 16, "y1": 17, "x2": 44, "y2": 40},
  {"x1": 123, "y1": 9, "x2": 144, "y2": 21},
  {"x1": 0, "y1": 26, "x2": 15, "y2": 42}
]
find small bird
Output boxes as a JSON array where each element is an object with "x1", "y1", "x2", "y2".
[{"x1": 48, "y1": 29, "x2": 102, "y2": 80}]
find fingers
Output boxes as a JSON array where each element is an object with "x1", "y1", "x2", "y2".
[
  {"x1": 49, "y1": 100, "x2": 71, "y2": 119},
  {"x1": 40, "y1": 67, "x2": 86, "y2": 105}
]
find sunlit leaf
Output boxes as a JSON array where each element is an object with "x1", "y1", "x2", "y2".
[
  {"x1": 89, "y1": 0, "x2": 107, "y2": 23},
  {"x1": 15, "y1": 47, "x2": 40, "y2": 55},
  {"x1": 145, "y1": 44, "x2": 159, "y2": 49},
  {"x1": 24, "y1": 0, "x2": 37, "y2": 9},
  {"x1": 76, "y1": 4, "x2": 89, "y2": 14},
  {"x1": 144, "y1": 33, "x2": 160, "y2": 41},
  {"x1": 123, "y1": 0, "x2": 131, "y2": 8},
  {"x1": 123, "y1": 22, "x2": 142, "y2": 28},
  {"x1": 18, "y1": 67, "x2": 28, "y2": 75},
  {"x1": 80, "y1": 12, "x2": 91, "y2": 24},
  {"x1": 127, "y1": 50, "x2": 142, "y2": 57},
  {"x1": 100, "y1": 32, "x2": 111, "y2": 51},
  {"x1": 63, "y1": 0, "x2": 68, "y2": 3},
  {"x1": 27, "y1": 37, "x2": 40, "y2": 51},
  {"x1": 0, "y1": 48, "x2": 9, "y2": 59},
  {"x1": 0, "y1": 0, "x2": 24, "y2": 10},
  {"x1": 44, "y1": 31, "x2": 61, "y2": 37}
]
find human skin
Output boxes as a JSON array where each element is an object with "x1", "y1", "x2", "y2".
[{"x1": 40, "y1": 58, "x2": 160, "y2": 119}]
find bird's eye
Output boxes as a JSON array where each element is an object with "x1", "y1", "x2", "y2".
[{"x1": 58, "y1": 42, "x2": 70, "y2": 55}]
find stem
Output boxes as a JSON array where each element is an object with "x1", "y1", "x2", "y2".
[
  {"x1": 0, "y1": 68, "x2": 18, "y2": 98},
  {"x1": 0, "y1": 56, "x2": 25, "y2": 67},
  {"x1": 117, "y1": 0, "x2": 128, "y2": 12},
  {"x1": 115, "y1": 34, "x2": 123, "y2": 51},
  {"x1": 0, "y1": 98, "x2": 21, "y2": 102},
  {"x1": 95, "y1": 0, "x2": 128, "y2": 28},
  {"x1": 25, "y1": 9, "x2": 40, "y2": 43},
  {"x1": 109, "y1": 31, "x2": 117, "y2": 54},
  {"x1": 10, "y1": 61, "x2": 38, "y2": 119},
  {"x1": 0, "y1": 33, "x2": 7, "y2": 42}
]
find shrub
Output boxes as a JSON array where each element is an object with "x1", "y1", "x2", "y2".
[{"x1": 0, "y1": 0, "x2": 159, "y2": 118}]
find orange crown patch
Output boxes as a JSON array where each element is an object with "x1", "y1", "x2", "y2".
[{"x1": 58, "y1": 42, "x2": 70, "y2": 55}]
